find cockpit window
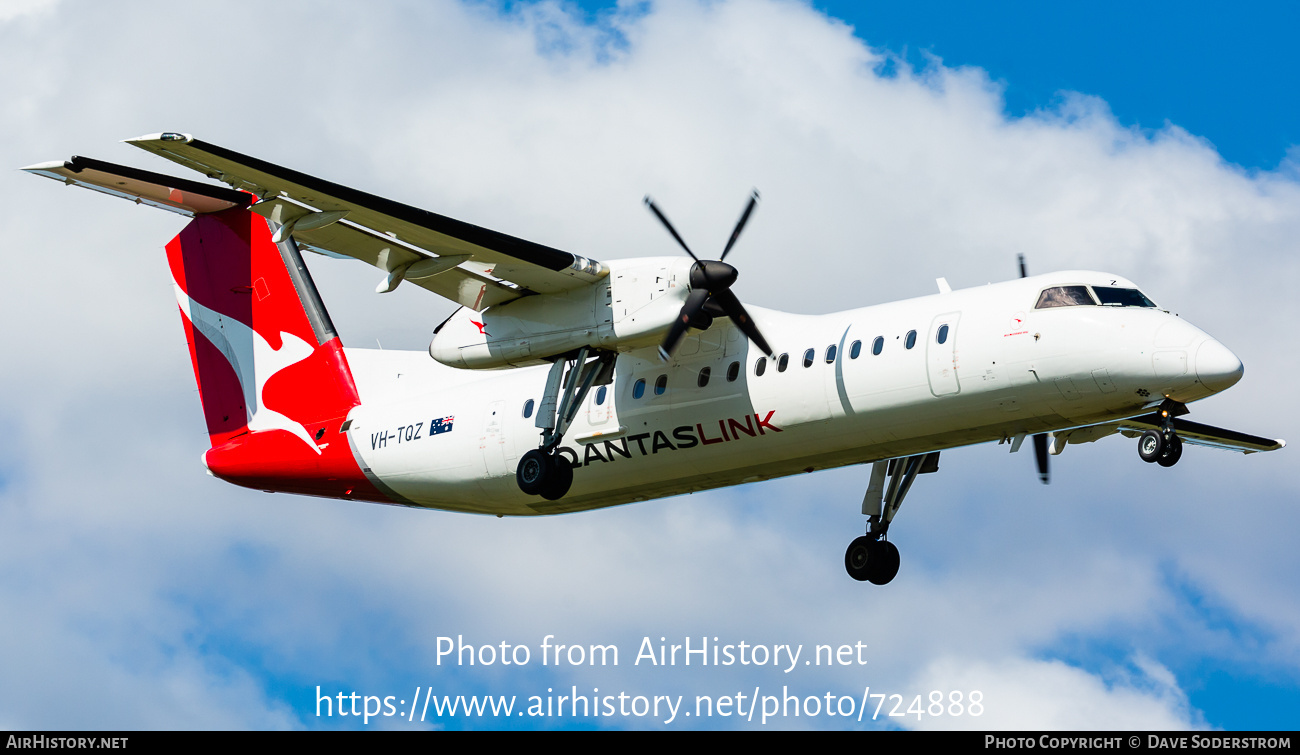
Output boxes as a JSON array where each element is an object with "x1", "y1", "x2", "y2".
[
  {"x1": 1035, "y1": 285, "x2": 1096, "y2": 309},
  {"x1": 1092, "y1": 286, "x2": 1157, "y2": 308}
]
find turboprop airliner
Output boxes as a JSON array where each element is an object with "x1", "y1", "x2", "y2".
[{"x1": 24, "y1": 134, "x2": 1284, "y2": 585}]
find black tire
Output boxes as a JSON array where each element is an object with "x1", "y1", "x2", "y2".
[
  {"x1": 539, "y1": 455, "x2": 574, "y2": 500},
  {"x1": 1157, "y1": 434, "x2": 1183, "y2": 467},
  {"x1": 867, "y1": 540, "x2": 900, "y2": 585},
  {"x1": 516, "y1": 449, "x2": 551, "y2": 496},
  {"x1": 1138, "y1": 430, "x2": 1165, "y2": 463},
  {"x1": 844, "y1": 536, "x2": 874, "y2": 582}
]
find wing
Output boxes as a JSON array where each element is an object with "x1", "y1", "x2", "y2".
[
  {"x1": 1049, "y1": 412, "x2": 1284, "y2": 455},
  {"x1": 1115, "y1": 413, "x2": 1285, "y2": 454},
  {"x1": 124, "y1": 132, "x2": 606, "y2": 309}
]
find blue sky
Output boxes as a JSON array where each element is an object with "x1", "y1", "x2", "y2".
[
  {"x1": 571, "y1": 0, "x2": 1300, "y2": 171},
  {"x1": 809, "y1": 0, "x2": 1300, "y2": 171},
  {"x1": 2, "y1": 0, "x2": 1298, "y2": 731}
]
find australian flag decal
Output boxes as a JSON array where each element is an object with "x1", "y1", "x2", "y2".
[{"x1": 430, "y1": 416, "x2": 455, "y2": 435}]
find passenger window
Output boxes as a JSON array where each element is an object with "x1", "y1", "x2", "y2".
[
  {"x1": 1035, "y1": 285, "x2": 1096, "y2": 309},
  {"x1": 777, "y1": 353, "x2": 789, "y2": 372},
  {"x1": 654, "y1": 375, "x2": 668, "y2": 395},
  {"x1": 633, "y1": 378, "x2": 646, "y2": 399},
  {"x1": 905, "y1": 330, "x2": 917, "y2": 349},
  {"x1": 872, "y1": 336, "x2": 884, "y2": 355},
  {"x1": 937, "y1": 324, "x2": 949, "y2": 345},
  {"x1": 755, "y1": 357, "x2": 767, "y2": 377},
  {"x1": 697, "y1": 367, "x2": 711, "y2": 388},
  {"x1": 595, "y1": 386, "x2": 607, "y2": 405},
  {"x1": 523, "y1": 399, "x2": 535, "y2": 418},
  {"x1": 726, "y1": 361, "x2": 740, "y2": 382},
  {"x1": 825, "y1": 344, "x2": 837, "y2": 363},
  {"x1": 803, "y1": 348, "x2": 814, "y2": 368},
  {"x1": 850, "y1": 340, "x2": 862, "y2": 359}
]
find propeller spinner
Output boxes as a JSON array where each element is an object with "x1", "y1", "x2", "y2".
[{"x1": 644, "y1": 191, "x2": 774, "y2": 361}]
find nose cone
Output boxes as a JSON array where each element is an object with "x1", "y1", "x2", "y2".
[{"x1": 1196, "y1": 339, "x2": 1244, "y2": 393}]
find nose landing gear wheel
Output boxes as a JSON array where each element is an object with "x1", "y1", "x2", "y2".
[
  {"x1": 1138, "y1": 430, "x2": 1165, "y2": 463},
  {"x1": 1138, "y1": 430, "x2": 1183, "y2": 467},
  {"x1": 844, "y1": 536, "x2": 901, "y2": 585},
  {"x1": 1156, "y1": 434, "x2": 1182, "y2": 467}
]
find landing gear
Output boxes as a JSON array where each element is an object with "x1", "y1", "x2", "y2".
[
  {"x1": 1157, "y1": 435, "x2": 1182, "y2": 467},
  {"x1": 844, "y1": 537, "x2": 900, "y2": 585},
  {"x1": 517, "y1": 449, "x2": 575, "y2": 500},
  {"x1": 844, "y1": 452, "x2": 939, "y2": 585},
  {"x1": 1138, "y1": 430, "x2": 1164, "y2": 462},
  {"x1": 515, "y1": 347, "x2": 615, "y2": 500},
  {"x1": 1137, "y1": 406, "x2": 1184, "y2": 468},
  {"x1": 1139, "y1": 430, "x2": 1183, "y2": 467}
]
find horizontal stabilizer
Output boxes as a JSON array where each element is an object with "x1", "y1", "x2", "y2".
[{"x1": 22, "y1": 156, "x2": 251, "y2": 216}]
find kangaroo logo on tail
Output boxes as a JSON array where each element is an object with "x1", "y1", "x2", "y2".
[{"x1": 173, "y1": 281, "x2": 322, "y2": 454}]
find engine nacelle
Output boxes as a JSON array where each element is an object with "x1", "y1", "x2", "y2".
[{"x1": 429, "y1": 257, "x2": 692, "y2": 368}]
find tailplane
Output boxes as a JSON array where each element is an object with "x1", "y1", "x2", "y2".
[{"x1": 25, "y1": 155, "x2": 390, "y2": 501}]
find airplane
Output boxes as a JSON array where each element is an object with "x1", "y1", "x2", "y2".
[{"x1": 24, "y1": 134, "x2": 1285, "y2": 586}]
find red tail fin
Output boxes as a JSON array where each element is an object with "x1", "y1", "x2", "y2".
[{"x1": 167, "y1": 208, "x2": 386, "y2": 501}]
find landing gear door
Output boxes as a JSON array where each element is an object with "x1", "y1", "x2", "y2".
[{"x1": 927, "y1": 312, "x2": 961, "y2": 397}]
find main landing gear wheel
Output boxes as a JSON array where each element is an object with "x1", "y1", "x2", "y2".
[
  {"x1": 516, "y1": 449, "x2": 550, "y2": 495},
  {"x1": 845, "y1": 537, "x2": 873, "y2": 582},
  {"x1": 539, "y1": 457, "x2": 573, "y2": 500},
  {"x1": 516, "y1": 450, "x2": 574, "y2": 500},
  {"x1": 844, "y1": 536, "x2": 900, "y2": 585}
]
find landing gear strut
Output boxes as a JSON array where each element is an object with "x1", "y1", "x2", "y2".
[
  {"x1": 515, "y1": 347, "x2": 615, "y2": 501},
  {"x1": 845, "y1": 452, "x2": 939, "y2": 584}
]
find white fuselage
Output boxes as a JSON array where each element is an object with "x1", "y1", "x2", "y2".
[{"x1": 341, "y1": 269, "x2": 1240, "y2": 516}]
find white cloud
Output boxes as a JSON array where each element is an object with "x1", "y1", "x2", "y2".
[
  {"x1": 908, "y1": 654, "x2": 1204, "y2": 731},
  {"x1": 0, "y1": 0, "x2": 58, "y2": 23},
  {"x1": 0, "y1": 0, "x2": 1297, "y2": 729}
]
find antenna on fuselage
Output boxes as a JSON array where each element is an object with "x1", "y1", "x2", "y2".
[{"x1": 1018, "y1": 254, "x2": 1028, "y2": 279}]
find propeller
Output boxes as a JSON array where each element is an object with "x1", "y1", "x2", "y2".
[
  {"x1": 644, "y1": 191, "x2": 774, "y2": 361},
  {"x1": 1033, "y1": 433, "x2": 1050, "y2": 484},
  {"x1": 1019, "y1": 253, "x2": 1050, "y2": 484}
]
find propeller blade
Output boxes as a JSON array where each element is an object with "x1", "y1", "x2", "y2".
[
  {"x1": 1033, "y1": 432, "x2": 1050, "y2": 484},
  {"x1": 720, "y1": 190, "x2": 760, "y2": 261},
  {"x1": 643, "y1": 196, "x2": 699, "y2": 262},
  {"x1": 659, "y1": 287, "x2": 711, "y2": 361},
  {"x1": 711, "y1": 288, "x2": 773, "y2": 357}
]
